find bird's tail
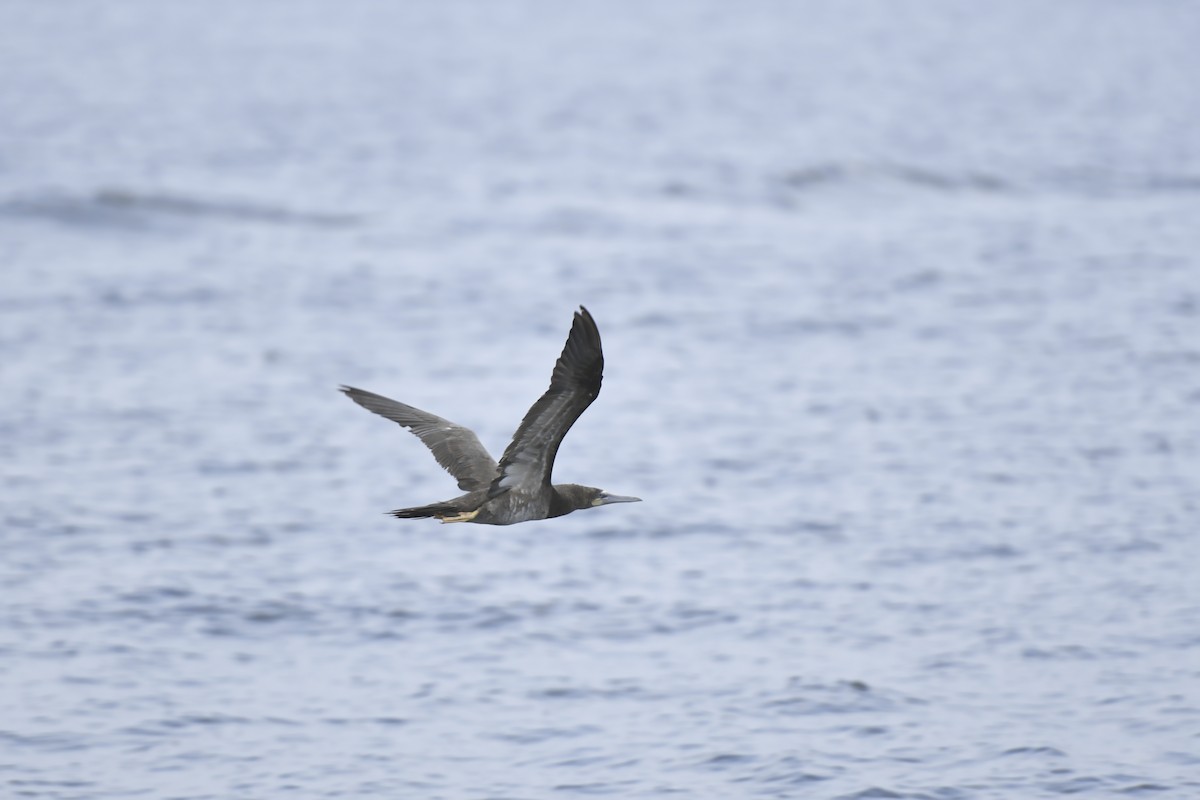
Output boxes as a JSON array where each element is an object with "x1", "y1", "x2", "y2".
[{"x1": 388, "y1": 502, "x2": 460, "y2": 520}]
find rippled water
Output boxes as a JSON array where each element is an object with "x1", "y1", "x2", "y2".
[{"x1": 3, "y1": 2, "x2": 1200, "y2": 798}]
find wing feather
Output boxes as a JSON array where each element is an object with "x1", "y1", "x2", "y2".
[
  {"x1": 340, "y1": 386, "x2": 498, "y2": 492},
  {"x1": 489, "y1": 307, "x2": 604, "y2": 497}
]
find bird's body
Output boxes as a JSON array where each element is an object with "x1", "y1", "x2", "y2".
[{"x1": 341, "y1": 307, "x2": 640, "y2": 525}]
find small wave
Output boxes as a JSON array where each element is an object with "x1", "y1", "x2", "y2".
[
  {"x1": 93, "y1": 189, "x2": 361, "y2": 226},
  {"x1": 529, "y1": 683, "x2": 645, "y2": 702},
  {"x1": 663, "y1": 162, "x2": 1200, "y2": 206},
  {"x1": 782, "y1": 162, "x2": 1011, "y2": 193},
  {"x1": 122, "y1": 714, "x2": 298, "y2": 738},
  {"x1": 321, "y1": 716, "x2": 408, "y2": 727},
  {"x1": 835, "y1": 789, "x2": 969, "y2": 800},
  {"x1": 6, "y1": 779, "x2": 97, "y2": 791},
  {"x1": 95, "y1": 286, "x2": 222, "y2": 309},
  {"x1": 0, "y1": 189, "x2": 361, "y2": 230},
  {"x1": 1117, "y1": 783, "x2": 1173, "y2": 794},
  {"x1": 490, "y1": 725, "x2": 599, "y2": 745},
  {"x1": 764, "y1": 679, "x2": 920, "y2": 717},
  {"x1": 701, "y1": 752, "x2": 756, "y2": 767},
  {"x1": 1021, "y1": 644, "x2": 1112, "y2": 661},
  {"x1": 196, "y1": 458, "x2": 309, "y2": 476},
  {"x1": 781, "y1": 162, "x2": 1200, "y2": 197},
  {"x1": 834, "y1": 788, "x2": 906, "y2": 800},
  {"x1": 551, "y1": 780, "x2": 638, "y2": 795},
  {"x1": 748, "y1": 756, "x2": 833, "y2": 786},
  {"x1": 0, "y1": 730, "x2": 92, "y2": 752},
  {"x1": 1002, "y1": 746, "x2": 1067, "y2": 758},
  {"x1": 1044, "y1": 776, "x2": 1109, "y2": 795}
]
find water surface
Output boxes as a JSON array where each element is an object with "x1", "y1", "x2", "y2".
[{"x1": 3, "y1": 2, "x2": 1199, "y2": 798}]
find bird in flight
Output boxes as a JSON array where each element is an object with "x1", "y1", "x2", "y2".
[{"x1": 341, "y1": 306, "x2": 641, "y2": 525}]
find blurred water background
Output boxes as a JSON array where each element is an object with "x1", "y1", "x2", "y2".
[{"x1": 3, "y1": 2, "x2": 1200, "y2": 798}]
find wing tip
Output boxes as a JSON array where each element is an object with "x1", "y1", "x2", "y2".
[
  {"x1": 574, "y1": 305, "x2": 596, "y2": 333},
  {"x1": 569, "y1": 305, "x2": 602, "y2": 352}
]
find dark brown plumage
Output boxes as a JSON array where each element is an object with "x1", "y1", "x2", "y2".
[{"x1": 341, "y1": 306, "x2": 640, "y2": 525}]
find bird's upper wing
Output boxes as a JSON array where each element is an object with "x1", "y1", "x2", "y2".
[
  {"x1": 489, "y1": 306, "x2": 604, "y2": 498},
  {"x1": 340, "y1": 386, "x2": 498, "y2": 492}
]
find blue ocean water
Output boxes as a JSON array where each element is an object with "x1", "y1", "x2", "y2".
[{"x1": 3, "y1": 2, "x2": 1199, "y2": 797}]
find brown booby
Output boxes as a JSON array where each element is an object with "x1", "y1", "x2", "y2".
[{"x1": 341, "y1": 306, "x2": 640, "y2": 524}]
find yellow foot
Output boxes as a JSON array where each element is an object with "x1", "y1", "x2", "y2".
[{"x1": 438, "y1": 509, "x2": 480, "y2": 524}]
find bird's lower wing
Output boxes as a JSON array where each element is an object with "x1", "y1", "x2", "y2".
[{"x1": 340, "y1": 386, "x2": 499, "y2": 492}]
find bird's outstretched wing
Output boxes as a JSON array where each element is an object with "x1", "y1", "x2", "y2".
[
  {"x1": 489, "y1": 306, "x2": 604, "y2": 498},
  {"x1": 340, "y1": 386, "x2": 499, "y2": 492}
]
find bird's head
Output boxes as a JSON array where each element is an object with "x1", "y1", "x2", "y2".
[{"x1": 557, "y1": 484, "x2": 642, "y2": 512}]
